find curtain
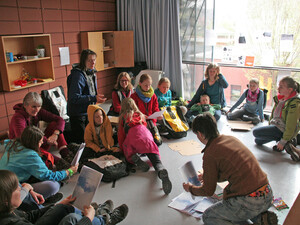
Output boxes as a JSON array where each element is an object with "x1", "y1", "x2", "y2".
[{"x1": 117, "y1": 0, "x2": 183, "y2": 97}]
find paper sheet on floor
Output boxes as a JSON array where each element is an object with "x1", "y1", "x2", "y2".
[
  {"x1": 168, "y1": 140, "x2": 203, "y2": 156},
  {"x1": 227, "y1": 120, "x2": 254, "y2": 131}
]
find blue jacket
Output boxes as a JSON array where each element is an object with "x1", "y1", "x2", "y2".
[
  {"x1": 187, "y1": 74, "x2": 228, "y2": 108},
  {"x1": 0, "y1": 140, "x2": 67, "y2": 182},
  {"x1": 67, "y1": 67, "x2": 97, "y2": 116},
  {"x1": 154, "y1": 89, "x2": 172, "y2": 108},
  {"x1": 229, "y1": 89, "x2": 264, "y2": 120}
]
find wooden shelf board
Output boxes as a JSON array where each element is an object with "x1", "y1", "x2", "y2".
[
  {"x1": 8, "y1": 79, "x2": 54, "y2": 92},
  {"x1": 7, "y1": 57, "x2": 51, "y2": 65}
]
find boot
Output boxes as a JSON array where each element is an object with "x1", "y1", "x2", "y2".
[
  {"x1": 107, "y1": 204, "x2": 129, "y2": 225},
  {"x1": 158, "y1": 169, "x2": 172, "y2": 195},
  {"x1": 92, "y1": 200, "x2": 114, "y2": 217},
  {"x1": 131, "y1": 154, "x2": 150, "y2": 172},
  {"x1": 260, "y1": 211, "x2": 278, "y2": 225},
  {"x1": 285, "y1": 142, "x2": 300, "y2": 162}
]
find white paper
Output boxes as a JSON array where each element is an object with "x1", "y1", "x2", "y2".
[
  {"x1": 71, "y1": 143, "x2": 85, "y2": 166},
  {"x1": 147, "y1": 109, "x2": 166, "y2": 120},
  {"x1": 89, "y1": 155, "x2": 122, "y2": 169},
  {"x1": 59, "y1": 47, "x2": 70, "y2": 66},
  {"x1": 193, "y1": 198, "x2": 215, "y2": 213},
  {"x1": 72, "y1": 166, "x2": 103, "y2": 211}
]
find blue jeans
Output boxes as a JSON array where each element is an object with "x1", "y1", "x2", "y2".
[
  {"x1": 203, "y1": 189, "x2": 273, "y2": 225},
  {"x1": 58, "y1": 208, "x2": 106, "y2": 225},
  {"x1": 252, "y1": 125, "x2": 283, "y2": 145},
  {"x1": 31, "y1": 181, "x2": 60, "y2": 199}
]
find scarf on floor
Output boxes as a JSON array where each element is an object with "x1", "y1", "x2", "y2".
[
  {"x1": 136, "y1": 85, "x2": 154, "y2": 103},
  {"x1": 246, "y1": 88, "x2": 259, "y2": 102}
]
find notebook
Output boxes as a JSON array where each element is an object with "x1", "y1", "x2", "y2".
[{"x1": 71, "y1": 143, "x2": 85, "y2": 166}]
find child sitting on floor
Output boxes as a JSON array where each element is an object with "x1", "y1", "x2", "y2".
[
  {"x1": 154, "y1": 77, "x2": 172, "y2": 108},
  {"x1": 227, "y1": 78, "x2": 264, "y2": 125},
  {"x1": 108, "y1": 72, "x2": 134, "y2": 116},
  {"x1": 186, "y1": 94, "x2": 221, "y2": 124},
  {"x1": 118, "y1": 98, "x2": 172, "y2": 195},
  {"x1": 131, "y1": 74, "x2": 163, "y2": 146},
  {"x1": 81, "y1": 105, "x2": 120, "y2": 162}
]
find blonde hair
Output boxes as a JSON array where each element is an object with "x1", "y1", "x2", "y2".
[
  {"x1": 204, "y1": 64, "x2": 220, "y2": 80},
  {"x1": 158, "y1": 77, "x2": 171, "y2": 87},
  {"x1": 119, "y1": 98, "x2": 145, "y2": 125},
  {"x1": 249, "y1": 78, "x2": 259, "y2": 85},
  {"x1": 114, "y1": 72, "x2": 133, "y2": 91},
  {"x1": 281, "y1": 76, "x2": 300, "y2": 93},
  {"x1": 139, "y1": 74, "x2": 152, "y2": 83}
]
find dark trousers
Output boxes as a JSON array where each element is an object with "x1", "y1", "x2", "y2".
[
  {"x1": 69, "y1": 115, "x2": 88, "y2": 144},
  {"x1": 146, "y1": 153, "x2": 164, "y2": 172}
]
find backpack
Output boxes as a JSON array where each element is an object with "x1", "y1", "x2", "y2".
[
  {"x1": 41, "y1": 86, "x2": 69, "y2": 120},
  {"x1": 246, "y1": 88, "x2": 268, "y2": 109},
  {"x1": 83, "y1": 155, "x2": 129, "y2": 183},
  {"x1": 160, "y1": 106, "x2": 189, "y2": 139}
]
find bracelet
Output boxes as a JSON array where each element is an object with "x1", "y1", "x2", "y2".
[{"x1": 67, "y1": 168, "x2": 74, "y2": 176}]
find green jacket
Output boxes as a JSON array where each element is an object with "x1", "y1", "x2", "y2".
[
  {"x1": 190, "y1": 104, "x2": 221, "y2": 116},
  {"x1": 270, "y1": 94, "x2": 300, "y2": 144}
]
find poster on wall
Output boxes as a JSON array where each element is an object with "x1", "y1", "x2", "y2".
[{"x1": 280, "y1": 34, "x2": 293, "y2": 53}]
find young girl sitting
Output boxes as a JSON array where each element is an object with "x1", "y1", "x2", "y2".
[
  {"x1": 118, "y1": 98, "x2": 172, "y2": 195},
  {"x1": 154, "y1": 77, "x2": 172, "y2": 108},
  {"x1": 227, "y1": 78, "x2": 264, "y2": 125},
  {"x1": 81, "y1": 105, "x2": 120, "y2": 162},
  {"x1": 108, "y1": 72, "x2": 134, "y2": 116},
  {"x1": 131, "y1": 74, "x2": 162, "y2": 146},
  {"x1": 0, "y1": 126, "x2": 78, "y2": 199}
]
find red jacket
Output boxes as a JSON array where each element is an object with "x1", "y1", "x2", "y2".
[
  {"x1": 131, "y1": 92, "x2": 160, "y2": 125},
  {"x1": 9, "y1": 103, "x2": 65, "y2": 144},
  {"x1": 109, "y1": 89, "x2": 133, "y2": 114}
]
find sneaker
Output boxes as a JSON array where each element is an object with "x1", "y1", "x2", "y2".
[
  {"x1": 43, "y1": 192, "x2": 63, "y2": 206},
  {"x1": 272, "y1": 145, "x2": 284, "y2": 152},
  {"x1": 252, "y1": 117, "x2": 260, "y2": 125},
  {"x1": 55, "y1": 158, "x2": 71, "y2": 171},
  {"x1": 260, "y1": 211, "x2": 278, "y2": 225},
  {"x1": 158, "y1": 169, "x2": 172, "y2": 195},
  {"x1": 131, "y1": 154, "x2": 150, "y2": 172},
  {"x1": 153, "y1": 132, "x2": 162, "y2": 146},
  {"x1": 107, "y1": 204, "x2": 129, "y2": 225},
  {"x1": 290, "y1": 137, "x2": 297, "y2": 147},
  {"x1": 285, "y1": 142, "x2": 300, "y2": 162},
  {"x1": 96, "y1": 200, "x2": 114, "y2": 216},
  {"x1": 67, "y1": 143, "x2": 81, "y2": 154}
]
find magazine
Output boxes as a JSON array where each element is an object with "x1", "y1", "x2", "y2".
[
  {"x1": 179, "y1": 161, "x2": 201, "y2": 186},
  {"x1": 72, "y1": 165, "x2": 103, "y2": 210},
  {"x1": 71, "y1": 143, "x2": 85, "y2": 166}
]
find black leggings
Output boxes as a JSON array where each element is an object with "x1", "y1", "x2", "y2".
[{"x1": 146, "y1": 153, "x2": 164, "y2": 172}]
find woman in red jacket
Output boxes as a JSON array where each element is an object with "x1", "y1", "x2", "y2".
[{"x1": 131, "y1": 74, "x2": 162, "y2": 146}]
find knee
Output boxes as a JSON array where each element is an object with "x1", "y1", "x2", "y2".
[
  {"x1": 60, "y1": 213, "x2": 82, "y2": 224},
  {"x1": 46, "y1": 181, "x2": 60, "y2": 197}
]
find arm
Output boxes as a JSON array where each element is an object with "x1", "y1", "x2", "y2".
[
  {"x1": 118, "y1": 118, "x2": 126, "y2": 151},
  {"x1": 26, "y1": 152, "x2": 68, "y2": 181},
  {"x1": 217, "y1": 74, "x2": 228, "y2": 88},
  {"x1": 111, "y1": 91, "x2": 122, "y2": 113},
  {"x1": 151, "y1": 94, "x2": 160, "y2": 123},
  {"x1": 187, "y1": 81, "x2": 205, "y2": 108},
  {"x1": 68, "y1": 70, "x2": 97, "y2": 105},
  {"x1": 38, "y1": 109, "x2": 65, "y2": 132},
  {"x1": 281, "y1": 100, "x2": 300, "y2": 144},
  {"x1": 84, "y1": 125, "x2": 101, "y2": 152},
  {"x1": 257, "y1": 90, "x2": 264, "y2": 120},
  {"x1": 167, "y1": 90, "x2": 172, "y2": 107},
  {"x1": 9, "y1": 114, "x2": 28, "y2": 139},
  {"x1": 228, "y1": 91, "x2": 247, "y2": 112}
]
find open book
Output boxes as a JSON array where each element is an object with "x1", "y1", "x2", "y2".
[{"x1": 72, "y1": 165, "x2": 103, "y2": 210}]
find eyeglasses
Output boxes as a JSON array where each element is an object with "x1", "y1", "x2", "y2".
[
  {"x1": 120, "y1": 80, "x2": 129, "y2": 82},
  {"x1": 87, "y1": 59, "x2": 96, "y2": 63}
]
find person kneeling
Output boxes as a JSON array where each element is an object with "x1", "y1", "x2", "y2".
[{"x1": 183, "y1": 113, "x2": 278, "y2": 225}]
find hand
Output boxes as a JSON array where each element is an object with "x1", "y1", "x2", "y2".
[
  {"x1": 58, "y1": 195, "x2": 76, "y2": 205},
  {"x1": 69, "y1": 164, "x2": 79, "y2": 173},
  {"x1": 277, "y1": 142, "x2": 284, "y2": 151},
  {"x1": 225, "y1": 111, "x2": 230, "y2": 115},
  {"x1": 83, "y1": 205, "x2": 95, "y2": 222},
  {"x1": 198, "y1": 173, "x2": 203, "y2": 183},
  {"x1": 99, "y1": 148, "x2": 107, "y2": 153},
  {"x1": 21, "y1": 183, "x2": 33, "y2": 192},
  {"x1": 47, "y1": 134, "x2": 58, "y2": 146},
  {"x1": 182, "y1": 182, "x2": 193, "y2": 192},
  {"x1": 157, "y1": 116, "x2": 163, "y2": 120},
  {"x1": 30, "y1": 190, "x2": 45, "y2": 204},
  {"x1": 113, "y1": 147, "x2": 121, "y2": 153},
  {"x1": 96, "y1": 94, "x2": 107, "y2": 104},
  {"x1": 196, "y1": 103, "x2": 201, "y2": 106}
]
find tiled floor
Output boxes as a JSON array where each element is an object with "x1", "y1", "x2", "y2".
[{"x1": 58, "y1": 102, "x2": 299, "y2": 225}]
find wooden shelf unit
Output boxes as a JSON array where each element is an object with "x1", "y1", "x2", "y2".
[
  {"x1": 81, "y1": 31, "x2": 134, "y2": 71},
  {"x1": 0, "y1": 34, "x2": 54, "y2": 91}
]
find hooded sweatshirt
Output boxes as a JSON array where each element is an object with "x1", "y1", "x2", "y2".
[{"x1": 84, "y1": 105, "x2": 117, "y2": 152}]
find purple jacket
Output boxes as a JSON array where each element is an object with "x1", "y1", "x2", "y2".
[{"x1": 9, "y1": 103, "x2": 65, "y2": 144}]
